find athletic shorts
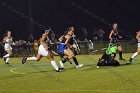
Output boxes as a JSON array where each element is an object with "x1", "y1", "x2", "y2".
[
  {"x1": 4, "y1": 43, "x2": 12, "y2": 51},
  {"x1": 59, "y1": 43, "x2": 67, "y2": 53},
  {"x1": 38, "y1": 45, "x2": 48, "y2": 56}
]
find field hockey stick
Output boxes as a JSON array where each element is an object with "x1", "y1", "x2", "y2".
[
  {"x1": 129, "y1": 42, "x2": 137, "y2": 45},
  {"x1": 50, "y1": 48, "x2": 72, "y2": 64},
  {"x1": 60, "y1": 55, "x2": 72, "y2": 64}
]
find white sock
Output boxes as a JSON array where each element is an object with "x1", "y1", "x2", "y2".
[
  {"x1": 60, "y1": 61, "x2": 64, "y2": 68},
  {"x1": 4, "y1": 54, "x2": 10, "y2": 58},
  {"x1": 51, "y1": 61, "x2": 59, "y2": 71},
  {"x1": 27, "y1": 57, "x2": 37, "y2": 61},
  {"x1": 6, "y1": 57, "x2": 10, "y2": 63},
  {"x1": 131, "y1": 52, "x2": 138, "y2": 59}
]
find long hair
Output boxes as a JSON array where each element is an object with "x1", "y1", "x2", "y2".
[
  {"x1": 65, "y1": 26, "x2": 74, "y2": 33},
  {"x1": 112, "y1": 23, "x2": 118, "y2": 31},
  {"x1": 3, "y1": 31, "x2": 9, "y2": 38}
]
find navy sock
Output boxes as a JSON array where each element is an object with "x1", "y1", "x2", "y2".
[{"x1": 73, "y1": 57, "x2": 79, "y2": 65}]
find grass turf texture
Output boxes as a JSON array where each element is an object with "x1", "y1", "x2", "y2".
[{"x1": 0, "y1": 53, "x2": 140, "y2": 93}]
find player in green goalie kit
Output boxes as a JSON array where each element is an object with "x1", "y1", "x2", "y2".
[{"x1": 97, "y1": 40, "x2": 120, "y2": 67}]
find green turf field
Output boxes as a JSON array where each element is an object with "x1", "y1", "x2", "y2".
[{"x1": 0, "y1": 53, "x2": 140, "y2": 93}]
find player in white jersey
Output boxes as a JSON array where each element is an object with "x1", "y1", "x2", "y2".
[
  {"x1": 129, "y1": 31, "x2": 140, "y2": 62},
  {"x1": 3, "y1": 31, "x2": 13, "y2": 64},
  {"x1": 22, "y1": 29, "x2": 63, "y2": 72}
]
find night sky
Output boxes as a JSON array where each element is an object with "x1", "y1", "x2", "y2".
[{"x1": 0, "y1": 0, "x2": 140, "y2": 40}]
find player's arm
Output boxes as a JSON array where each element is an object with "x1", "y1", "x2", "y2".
[
  {"x1": 109, "y1": 30, "x2": 113, "y2": 40},
  {"x1": 40, "y1": 34, "x2": 48, "y2": 50}
]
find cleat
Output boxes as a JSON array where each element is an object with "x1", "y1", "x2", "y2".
[
  {"x1": 59, "y1": 68, "x2": 64, "y2": 71},
  {"x1": 129, "y1": 58, "x2": 133, "y2": 63},
  {"x1": 5, "y1": 62, "x2": 9, "y2": 64},
  {"x1": 76, "y1": 64, "x2": 84, "y2": 68},
  {"x1": 22, "y1": 57, "x2": 27, "y2": 64},
  {"x1": 56, "y1": 68, "x2": 63, "y2": 72},
  {"x1": 119, "y1": 58, "x2": 125, "y2": 61}
]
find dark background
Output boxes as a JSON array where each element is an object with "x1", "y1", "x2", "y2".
[{"x1": 0, "y1": 0, "x2": 140, "y2": 40}]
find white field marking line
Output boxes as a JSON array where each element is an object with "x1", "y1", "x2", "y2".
[
  {"x1": 10, "y1": 67, "x2": 26, "y2": 75},
  {"x1": 2, "y1": 90, "x2": 140, "y2": 93}
]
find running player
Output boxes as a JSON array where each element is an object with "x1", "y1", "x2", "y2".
[
  {"x1": 22, "y1": 29, "x2": 63, "y2": 72},
  {"x1": 59, "y1": 27, "x2": 83, "y2": 69},
  {"x1": 68, "y1": 27, "x2": 80, "y2": 55},
  {"x1": 109, "y1": 23, "x2": 125, "y2": 61},
  {"x1": 3, "y1": 31, "x2": 13, "y2": 64},
  {"x1": 129, "y1": 31, "x2": 140, "y2": 62}
]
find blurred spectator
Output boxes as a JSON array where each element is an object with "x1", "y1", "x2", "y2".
[
  {"x1": 83, "y1": 38, "x2": 88, "y2": 42},
  {"x1": 83, "y1": 38, "x2": 89, "y2": 54},
  {"x1": 87, "y1": 40, "x2": 94, "y2": 50},
  {"x1": 51, "y1": 31, "x2": 55, "y2": 43},
  {"x1": 97, "y1": 28, "x2": 105, "y2": 41},
  {"x1": 26, "y1": 41, "x2": 32, "y2": 56},
  {"x1": 33, "y1": 40, "x2": 39, "y2": 56},
  {"x1": 82, "y1": 27, "x2": 88, "y2": 38},
  {"x1": 87, "y1": 40, "x2": 98, "y2": 54},
  {"x1": 13, "y1": 41, "x2": 20, "y2": 57},
  {"x1": 93, "y1": 29, "x2": 98, "y2": 41},
  {"x1": 0, "y1": 42, "x2": 4, "y2": 58},
  {"x1": 28, "y1": 33, "x2": 34, "y2": 43}
]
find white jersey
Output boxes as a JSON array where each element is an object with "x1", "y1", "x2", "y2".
[{"x1": 4, "y1": 36, "x2": 13, "y2": 51}]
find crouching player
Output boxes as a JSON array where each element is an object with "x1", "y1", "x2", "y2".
[
  {"x1": 97, "y1": 40, "x2": 120, "y2": 67},
  {"x1": 22, "y1": 30, "x2": 63, "y2": 72},
  {"x1": 59, "y1": 27, "x2": 83, "y2": 69}
]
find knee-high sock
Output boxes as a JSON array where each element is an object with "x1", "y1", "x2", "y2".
[
  {"x1": 60, "y1": 61, "x2": 64, "y2": 68},
  {"x1": 119, "y1": 51, "x2": 123, "y2": 59},
  {"x1": 131, "y1": 52, "x2": 138, "y2": 59},
  {"x1": 27, "y1": 57, "x2": 37, "y2": 61},
  {"x1": 51, "y1": 61, "x2": 59, "y2": 71},
  {"x1": 6, "y1": 57, "x2": 10, "y2": 63},
  {"x1": 73, "y1": 57, "x2": 79, "y2": 66}
]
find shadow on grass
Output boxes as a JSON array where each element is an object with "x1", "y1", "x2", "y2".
[{"x1": 120, "y1": 63, "x2": 131, "y2": 66}]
